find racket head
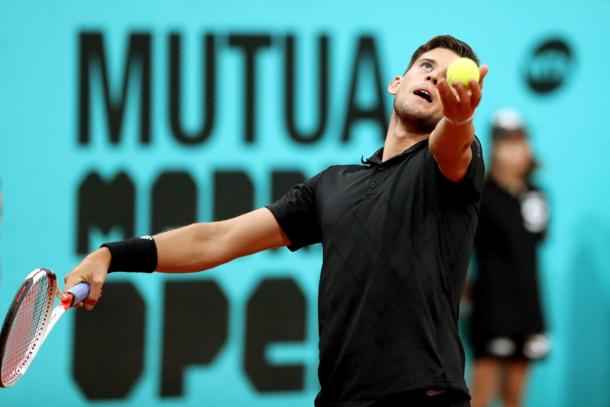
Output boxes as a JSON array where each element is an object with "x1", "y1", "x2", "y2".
[{"x1": 0, "y1": 268, "x2": 58, "y2": 387}]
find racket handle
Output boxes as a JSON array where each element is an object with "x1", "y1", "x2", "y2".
[{"x1": 67, "y1": 283, "x2": 91, "y2": 306}]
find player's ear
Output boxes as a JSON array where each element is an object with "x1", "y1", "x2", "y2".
[{"x1": 388, "y1": 76, "x2": 402, "y2": 95}]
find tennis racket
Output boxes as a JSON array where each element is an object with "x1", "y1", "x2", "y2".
[{"x1": 0, "y1": 268, "x2": 89, "y2": 387}]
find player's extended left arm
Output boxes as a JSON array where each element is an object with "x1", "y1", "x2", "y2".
[{"x1": 429, "y1": 65, "x2": 488, "y2": 181}]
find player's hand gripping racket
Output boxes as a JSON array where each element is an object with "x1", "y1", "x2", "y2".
[{"x1": 0, "y1": 268, "x2": 89, "y2": 387}]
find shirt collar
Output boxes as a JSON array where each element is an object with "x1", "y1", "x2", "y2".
[{"x1": 361, "y1": 139, "x2": 428, "y2": 167}]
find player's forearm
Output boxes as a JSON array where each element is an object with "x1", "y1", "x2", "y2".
[
  {"x1": 431, "y1": 118, "x2": 474, "y2": 159},
  {"x1": 154, "y1": 222, "x2": 232, "y2": 273},
  {"x1": 99, "y1": 208, "x2": 285, "y2": 274},
  {"x1": 429, "y1": 118, "x2": 474, "y2": 181}
]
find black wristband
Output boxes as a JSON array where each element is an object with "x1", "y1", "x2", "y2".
[{"x1": 100, "y1": 235, "x2": 158, "y2": 273}]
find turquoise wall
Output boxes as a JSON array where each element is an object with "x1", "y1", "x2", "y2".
[{"x1": 1, "y1": 0, "x2": 609, "y2": 406}]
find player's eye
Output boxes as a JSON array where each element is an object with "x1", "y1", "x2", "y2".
[{"x1": 420, "y1": 62, "x2": 433, "y2": 73}]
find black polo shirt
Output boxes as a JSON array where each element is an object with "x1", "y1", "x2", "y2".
[{"x1": 266, "y1": 138, "x2": 484, "y2": 406}]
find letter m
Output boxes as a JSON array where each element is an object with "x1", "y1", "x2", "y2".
[
  {"x1": 76, "y1": 172, "x2": 135, "y2": 254},
  {"x1": 78, "y1": 32, "x2": 151, "y2": 145}
]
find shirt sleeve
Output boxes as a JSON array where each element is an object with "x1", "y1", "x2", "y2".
[
  {"x1": 265, "y1": 171, "x2": 324, "y2": 251},
  {"x1": 433, "y1": 136, "x2": 486, "y2": 204}
]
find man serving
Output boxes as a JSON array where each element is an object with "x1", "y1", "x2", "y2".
[{"x1": 66, "y1": 35, "x2": 488, "y2": 407}]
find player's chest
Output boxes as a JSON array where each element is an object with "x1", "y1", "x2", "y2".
[{"x1": 317, "y1": 161, "x2": 426, "y2": 231}]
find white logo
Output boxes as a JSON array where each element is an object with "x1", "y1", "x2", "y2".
[
  {"x1": 487, "y1": 337, "x2": 516, "y2": 357},
  {"x1": 523, "y1": 333, "x2": 551, "y2": 359},
  {"x1": 521, "y1": 191, "x2": 549, "y2": 233}
]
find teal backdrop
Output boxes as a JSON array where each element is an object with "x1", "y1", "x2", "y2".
[{"x1": 1, "y1": 0, "x2": 609, "y2": 406}]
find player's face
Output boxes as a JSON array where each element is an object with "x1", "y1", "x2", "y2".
[{"x1": 389, "y1": 48, "x2": 460, "y2": 132}]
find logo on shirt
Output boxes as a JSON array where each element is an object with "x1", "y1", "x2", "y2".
[{"x1": 521, "y1": 191, "x2": 549, "y2": 233}]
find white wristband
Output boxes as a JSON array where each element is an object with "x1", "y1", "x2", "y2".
[{"x1": 444, "y1": 113, "x2": 475, "y2": 126}]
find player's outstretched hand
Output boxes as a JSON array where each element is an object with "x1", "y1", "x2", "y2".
[
  {"x1": 63, "y1": 247, "x2": 111, "y2": 311},
  {"x1": 437, "y1": 64, "x2": 489, "y2": 123}
]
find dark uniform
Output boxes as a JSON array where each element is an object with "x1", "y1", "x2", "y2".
[
  {"x1": 267, "y1": 138, "x2": 484, "y2": 406},
  {"x1": 470, "y1": 177, "x2": 550, "y2": 361}
]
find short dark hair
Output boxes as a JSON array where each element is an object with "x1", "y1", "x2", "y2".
[{"x1": 405, "y1": 35, "x2": 479, "y2": 73}]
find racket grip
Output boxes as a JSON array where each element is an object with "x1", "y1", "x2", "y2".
[{"x1": 67, "y1": 283, "x2": 91, "y2": 306}]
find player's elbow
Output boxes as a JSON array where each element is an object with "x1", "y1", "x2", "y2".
[{"x1": 438, "y1": 164, "x2": 469, "y2": 182}]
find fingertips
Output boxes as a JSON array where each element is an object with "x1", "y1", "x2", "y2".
[
  {"x1": 437, "y1": 79, "x2": 458, "y2": 104},
  {"x1": 453, "y1": 82, "x2": 469, "y2": 103},
  {"x1": 64, "y1": 269, "x2": 86, "y2": 292},
  {"x1": 470, "y1": 80, "x2": 482, "y2": 106},
  {"x1": 84, "y1": 297, "x2": 97, "y2": 311},
  {"x1": 468, "y1": 79, "x2": 481, "y2": 95},
  {"x1": 85, "y1": 277, "x2": 104, "y2": 311},
  {"x1": 479, "y1": 64, "x2": 489, "y2": 86},
  {"x1": 479, "y1": 64, "x2": 489, "y2": 77}
]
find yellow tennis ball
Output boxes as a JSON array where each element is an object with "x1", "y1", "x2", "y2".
[{"x1": 446, "y1": 58, "x2": 480, "y2": 87}]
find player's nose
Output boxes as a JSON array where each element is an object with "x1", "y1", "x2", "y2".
[{"x1": 425, "y1": 74, "x2": 439, "y2": 85}]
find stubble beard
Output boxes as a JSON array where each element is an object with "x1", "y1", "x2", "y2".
[{"x1": 393, "y1": 99, "x2": 439, "y2": 134}]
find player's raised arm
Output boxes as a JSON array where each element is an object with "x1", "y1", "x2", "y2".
[
  {"x1": 429, "y1": 63, "x2": 488, "y2": 181},
  {"x1": 64, "y1": 207, "x2": 290, "y2": 310}
]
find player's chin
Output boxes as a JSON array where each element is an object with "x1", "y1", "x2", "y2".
[
  {"x1": 405, "y1": 101, "x2": 436, "y2": 117},
  {"x1": 413, "y1": 104, "x2": 442, "y2": 122}
]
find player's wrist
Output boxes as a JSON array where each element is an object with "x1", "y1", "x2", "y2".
[
  {"x1": 100, "y1": 236, "x2": 158, "y2": 273},
  {"x1": 93, "y1": 247, "x2": 112, "y2": 270},
  {"x1": 443, "y1": 113, "x2": 475, "y2": 126}
]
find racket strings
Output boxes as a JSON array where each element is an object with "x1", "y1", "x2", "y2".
[{"x1": 1, "y1": 274, "x2": 54, "y2": 384}]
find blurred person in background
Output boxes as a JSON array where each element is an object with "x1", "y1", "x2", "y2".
[{"x1": 468, "y1": 109, "x2": 550, "y2": 407}]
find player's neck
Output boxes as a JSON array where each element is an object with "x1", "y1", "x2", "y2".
[{"x1": 382, "y1": 113, "x2": 429, "y2": 162}]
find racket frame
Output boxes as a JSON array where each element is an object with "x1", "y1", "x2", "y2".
[{"x1": 0, "y1": 268, "x2": 72, "y2": 387}]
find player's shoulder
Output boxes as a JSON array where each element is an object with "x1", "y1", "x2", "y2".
[{"x1": 309, "y1": 164, "x2": 366, "y2": 188}]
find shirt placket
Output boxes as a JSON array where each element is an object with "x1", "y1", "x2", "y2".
[{"x1": 365, "y1": 165, "x2": 387, "y2": 199}]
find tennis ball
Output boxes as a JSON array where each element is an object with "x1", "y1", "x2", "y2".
[{"x1": 446, "y1": 58, "x2": 480, "y2": 87}]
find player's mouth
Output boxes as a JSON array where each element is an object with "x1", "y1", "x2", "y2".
[{"x1": 413, "y1": 88, "x2": 433, "y2": 103}]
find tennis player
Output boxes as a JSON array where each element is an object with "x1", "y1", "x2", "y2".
[{"x1": 65, "y1": 35, "x2": 488, "y2": 407}]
